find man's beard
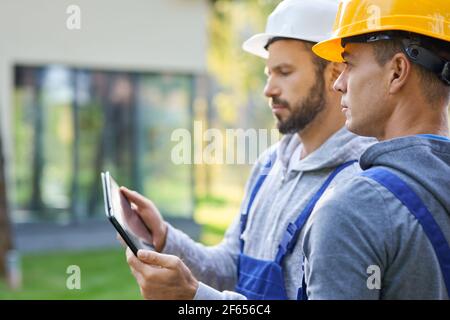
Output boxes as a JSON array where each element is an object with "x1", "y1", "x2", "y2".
[{"x1": 275, "y1": 75, "x2": 326, "y2": 135}]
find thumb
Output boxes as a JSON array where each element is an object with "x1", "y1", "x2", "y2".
[
  {"x1": 120, "y1": 186, "x2": 149, "y2": 208},
  {"x1": 137, "y1": 250, "x2": 177, "y2": 269},
  {"x1": 120, "y1": 186, "x2": 161, "y2": 228},
  {"x1": 120, "y1": 187, "x2": 166, "y2": 250}
]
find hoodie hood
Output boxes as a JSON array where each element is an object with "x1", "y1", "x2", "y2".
[
  {"x1": 277, "y1": 126, "x2": 376, "y2": 172},
  {"x1": 360, "y1": 135, "x2": 450, "y2": 216}
]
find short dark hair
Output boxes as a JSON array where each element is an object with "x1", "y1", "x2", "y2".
[
  {"x1": 303, "y1": 42, "x2": 330, "y2": 77},
  {"x1": 371, "y1": 35, "x2": 450, "y2": 105}
]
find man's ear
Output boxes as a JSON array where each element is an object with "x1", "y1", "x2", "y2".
[
  {"x1": 325, "y1": 62, "x2": 344, "y2": 91},
  {"x1": 388, "y1": 52, "x2": 412, "y2": 94}
]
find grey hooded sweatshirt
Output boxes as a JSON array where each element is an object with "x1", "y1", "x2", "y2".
[
  {"x1": 162, "y1": 127, "x2": 374, "y2": 299},
  {"x1": 303, "y1": 135, "x2": 450, "y2": 299}
]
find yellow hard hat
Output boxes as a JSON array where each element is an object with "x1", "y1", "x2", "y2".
[{"x1": 312, "y1": 0, "x2": 450, "y2": 63}]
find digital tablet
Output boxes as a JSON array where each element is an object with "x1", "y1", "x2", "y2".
[{"x1": 101, "y1": 171, "x2": 155, "y2": 256}]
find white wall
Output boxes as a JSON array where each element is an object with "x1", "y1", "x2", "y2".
[
  {"x1": 0, "y1": 0, "x2": 209, "y2": 206},
  {"x1": 0, "y1": 0, "x2": 208, "y2": 72}
]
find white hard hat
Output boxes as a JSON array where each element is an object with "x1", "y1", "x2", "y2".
[{"x1": 242, "y1": 0, "x2": 339, "y2": 59}]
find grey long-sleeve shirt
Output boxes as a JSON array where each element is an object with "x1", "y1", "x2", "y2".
[{"x1": 163, "y1": 127, "x2": 375, "y2": 299}]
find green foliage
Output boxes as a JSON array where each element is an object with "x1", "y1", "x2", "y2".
[
  {"x1": 196, "y1": 194, "x2": 227, "y2": 207},
  {"x1": 194, "y1": 0, "x2": 281, "y2": 230},
  {"x1": 208, "y1": 0, "x2": 279, "y2": 128}
]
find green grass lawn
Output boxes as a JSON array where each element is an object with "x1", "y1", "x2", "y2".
[
  {"x1": 0, "y1": 248, "x2": 142, "y2": 300},
  {"x1": 0, "y1": 188, "x2": 237, "y2": 300},
  {"x1": 0, "y1": 221, "x2": 229, "y2": 300}
]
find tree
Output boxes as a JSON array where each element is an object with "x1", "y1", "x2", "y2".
[
  {"x1": 29, "y1": 69, "x2": 45, "y2": 214},
  {"x1": 0, "y1": 129, "x2": 12, "y2": 278}
]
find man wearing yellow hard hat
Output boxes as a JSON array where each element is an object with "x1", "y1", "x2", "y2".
[{"x1": 301, "y1": 0, "x2": 450, "y2": 299}]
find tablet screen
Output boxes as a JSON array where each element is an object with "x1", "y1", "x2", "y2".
[{"x1": 108, "y1": 174, "x2": 154, "y2": 248}]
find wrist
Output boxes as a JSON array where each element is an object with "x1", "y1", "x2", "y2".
[{"x1": 186, "y1": 277, "x2": 199, "y2": 300}]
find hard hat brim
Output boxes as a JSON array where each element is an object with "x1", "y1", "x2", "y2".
[
  {"x1": 312, "y1": 37, "x2": 345, "y2": 63},
  {"x1": 242, "y1": 33, "x2": 276, "y2": 59},
  {"x1": 243, "y1": 32, "x2": 328, "y2": 59}
]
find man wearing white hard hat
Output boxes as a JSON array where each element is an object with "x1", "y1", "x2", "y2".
[{"x1": 123, "y1": 0, "x2": 373, "y2": 300}]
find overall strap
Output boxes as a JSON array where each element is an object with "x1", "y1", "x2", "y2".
[
  {"x1": 362, "y1": 167, "x2": 450, "y2": 298},
  {"x1": 239, "y1": 151, "x2": 277, "y2": 252},
  {"x1": 275, "y1": 160, "x2": 358, "y2": 264}
]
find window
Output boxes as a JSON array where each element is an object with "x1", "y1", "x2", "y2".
[{"x1": 13, "y1": 65, "x2": 194, "y2": 223}]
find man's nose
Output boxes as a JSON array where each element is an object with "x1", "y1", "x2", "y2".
[
  {"x1": 264, "y1": 78, "x2": 281, "y2": 98},
  {"x1": 333, "y1": 70, "x2": 347, "y2": 94}
]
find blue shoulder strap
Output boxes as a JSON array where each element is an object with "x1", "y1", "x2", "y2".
[
  {"x1": 275, "y1": 160, "x2": 358, "y2": 264},
  {"x1": 239, "y1": 151, "x2": 277, "y2": 251},
  {"x1": 362, "y1": 167, "x2": 450, "y2": 298}
]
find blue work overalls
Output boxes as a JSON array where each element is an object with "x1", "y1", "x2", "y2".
[
  {"x1": 235, "y1": 151, "x2": 357, "y2": 300},
  {"x1": 299, "y1": 134, "x2": 450, "y2": 299}
]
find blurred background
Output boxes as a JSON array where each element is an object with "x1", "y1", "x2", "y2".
[{"x1": 0, "y1": 0, "x2": 281, "y2": 298}]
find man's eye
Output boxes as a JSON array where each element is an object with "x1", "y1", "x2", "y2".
[{"x1": 280, "y1": 70, "x2": 291, "y2": 76}]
